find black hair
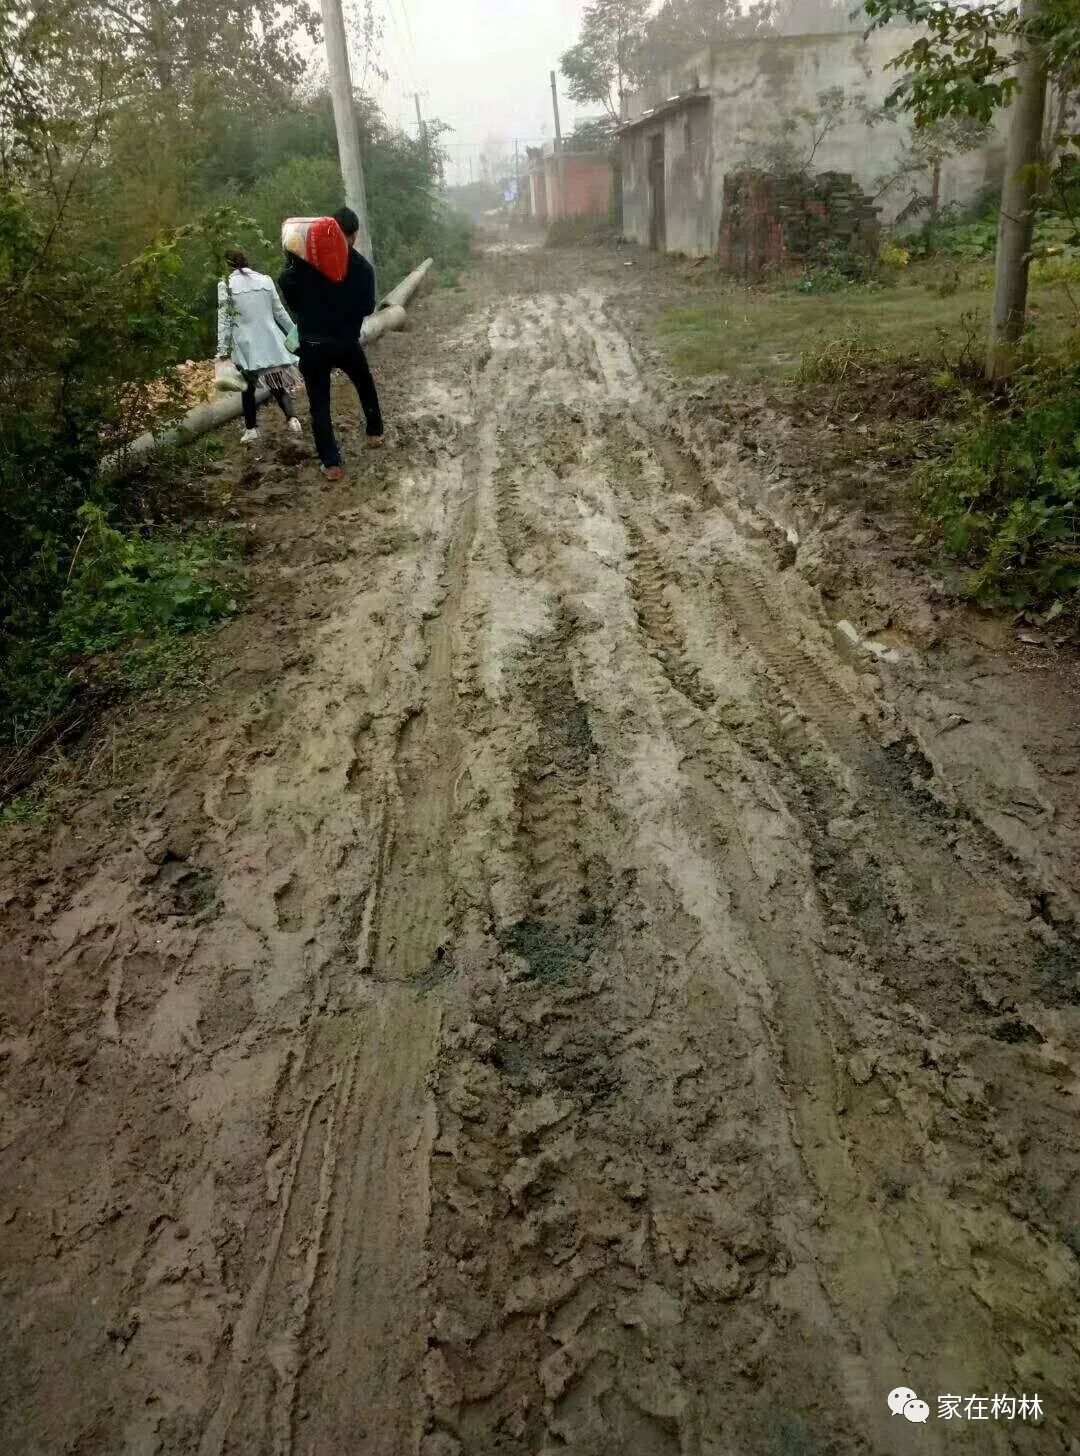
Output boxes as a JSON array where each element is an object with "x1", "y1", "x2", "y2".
[
  {"x1": 333, "y1": 207, "x2": 360, "y2": 239},
  {"x1": 225, "y1": 247, "x2": 249, "y2": 271}
]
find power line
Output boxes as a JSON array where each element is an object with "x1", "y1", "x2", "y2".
[
  {"x1": 339, "y1": 0, "x2": 404, "y2": 119},
  {"x1": 381, "y1": 0, "x2": 419, "y2": 94},
  {"x1": 439, "y1": 136, "x2": 549, "y2": 147},
  {"x1": 394, "y1": 0, "x2": 421, "y2": 78}
]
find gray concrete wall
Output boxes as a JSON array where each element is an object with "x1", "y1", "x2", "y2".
[
  {"x1": 622, "y1": 103, "x2": 714, "y2": 255},
  {"x1": 622, "y1": 130, "x2": 650, "y2": 245},
  {"x1": 621, "y1": 28, "x2": 1007, "y2": 250},
  {"x1": 668, "y1": 102, "x2": 714, "y2": 255}
]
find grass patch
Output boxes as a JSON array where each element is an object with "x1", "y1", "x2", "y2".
[
  {"x1": 1037, "y1": 941, "x2": 1080, "y2": 1006},
  {"x1": 501, "y1": 918, "x2": 595, "y2": 984},
  {"x1": 789, "y1": 334, "x2": 1080, "y2": 609},
  {"x1": 55, "y1": 507, "x2": 237, "y2": 658},
  {"x1": 768, "y1": 1411, "x2": 821, "y2": 1456},
  {"x1": 654, "y1": 252, "x2": 1080, "y2": 615},
  {"x1": 1, "y1": 503, "x2": 239, "y2": 803},
  {"x1": 657, "y1": 264, "x2": 1079, "y2": 381},
  {"x1": 0, "y1": 630, "x2": 216, "y2": 824}
]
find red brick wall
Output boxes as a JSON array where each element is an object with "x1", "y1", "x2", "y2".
[
  {"x1": 535, "y1": 156, "x2": 613, "y2": 222},
  {"x1": 717, "y1": 174, "x2": 787, "y2": 274},
  {"x1": 717, "y1": 169, "x2": 879, "y2": 277}
]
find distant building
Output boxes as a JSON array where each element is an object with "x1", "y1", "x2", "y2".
[
  {"x1": 527, "y1": 142, "x2": 614, "y2": 226},
  {"x1": 618, "y1": 28, "x2": 1007, "y2": 255}
]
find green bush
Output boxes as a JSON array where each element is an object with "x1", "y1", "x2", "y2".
[
  {"x1": 1, "y1": 504, "x2": 238, "y2": 747},
  {"x1": 0, "y1": 199, "x2": 238, "y2": 653},
  {"x1": 246, "y1": 156, "x2": 344, "y2": 254},
  {"x1": 903, "y1": 215, "x2": 1080, "y2": 263},
  {"x1": 56, "y1": 506, "x2": 236, "y2": 656},
  {"x1": 1, "y1": 75, "x2": 471, "y2": 776},
  {"x1": 794, "y1": 266, "x2": 877, "y2": 294},
  {"x1": 916, "y1": 364, "x2": 1080, "y2": 605}
]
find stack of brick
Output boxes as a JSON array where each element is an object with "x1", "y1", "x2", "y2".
[{"x1": 717, "y1": 169, "x2": 880, "y2": 278}]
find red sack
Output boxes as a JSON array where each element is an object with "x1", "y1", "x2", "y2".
[
  {"x1": 281, "y1": 216, "x2": 348, "y2": 283},
  {"x1": 306, "y1": 216, "x2": 348, "y2": 283}
]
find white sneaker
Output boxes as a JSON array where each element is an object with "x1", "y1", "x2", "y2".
[
  {"x1": 240, "y1": 427, "x2": 259, "y2": 444},
  {"x1": 287, "y1": 417, "x2": 303, "y2": 435}
]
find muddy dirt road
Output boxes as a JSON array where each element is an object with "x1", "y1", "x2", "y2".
[{"x1": 3, "y1": 248, "x2": 1080, "y2": 1456}]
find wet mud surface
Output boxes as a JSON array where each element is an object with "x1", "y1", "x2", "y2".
[{"x1": 2, "y1": 248, "x2": 1079, "y2": 1455}]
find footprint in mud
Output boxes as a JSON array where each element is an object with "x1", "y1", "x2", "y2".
[
  {"x1": 345, "y1": 714, "x2": 376, "y2": 794},
  {"x1": 160, "y1": 861, "x2": 217, "y2": 919},
  {"x1": 274, "y1": 875, "x2": 307, "y2": 934},
  {"x1": 114, "y1": 950, "x2": 170, "y2": 1039},
  {"x1": 278, "y1": 441, "x2": 307, "y2": 467},
  {"x1": 544, "y1": 1358, "x2": 683, "y2": 1455},
  {"x1": 215, "y1": 770, "x2": 250, "y2": 823},
  {"x1": 266, "y1": 825, "x2": 307, "y2": 873},
  {"x1": 244, "y1": 697, "x2": 288, "y2": 752},
  {"x1": 202, "y1": 967, "x2": 254, "y2": 1048}
]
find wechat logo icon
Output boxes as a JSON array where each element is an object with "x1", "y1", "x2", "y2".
[{"x1": 888, "y1": 1387, "x2": 931, "y2": 1424}]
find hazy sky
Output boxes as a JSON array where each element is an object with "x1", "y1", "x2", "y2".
[{"x1": 363, "y1": 0, "x2": 592, "y2": 183}]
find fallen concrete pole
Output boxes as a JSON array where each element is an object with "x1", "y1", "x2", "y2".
[
  {"x1": 380, "y1": 256, "x2": 433, "y2": 308},
  {"x1": 101, "y1": 257, "x2": 433, "y2": 474},
  {"x1": 360, "y1": 303, "x2": 407, "y2": 346}
]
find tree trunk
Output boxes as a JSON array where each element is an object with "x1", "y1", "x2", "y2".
[
  {"x1": 147, "y1": 0, "x2": 173, "y2": 91},
  {"x1": 986, "y1": 0, "x2": 1049, "y2": 382}
]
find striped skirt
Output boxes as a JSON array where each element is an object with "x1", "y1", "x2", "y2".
[{"x1": 244, "y1": 366, "x2": 300, "y2": 394}]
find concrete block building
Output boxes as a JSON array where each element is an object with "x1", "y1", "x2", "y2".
[{"x1": 618, "y1": 28, "x2": 1007, "y2": 255}]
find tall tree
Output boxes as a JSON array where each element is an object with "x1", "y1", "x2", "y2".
[
  {"x1": 872, "y1": 116, "x2": 991, "y2": 227},
  {"x1": 988, "y1": 0, "x2": 1048, "y2": 379},
  {"x1": 773, "y1": 0, "x2": 868, "y2": 34},
  {"x1": 863, "y1": 0, "x2": 1078, "y2": 379},
  {"x1": 560, "y1": 0, "x2": 649, "y2": 124},
  {"x1": 637, "y1": 0, "x2": 774, "y2": 77},
  {"x1": 94, "y1": 0, "x2": 317, "y2": 98},
  {"x1": 4, "y1": 0, "x2": 317, "y2": 133}
]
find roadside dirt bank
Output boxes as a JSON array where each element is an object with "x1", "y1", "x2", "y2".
[{"x1": 1, "y1": 246, "x2": 1079, "y2": 1456}]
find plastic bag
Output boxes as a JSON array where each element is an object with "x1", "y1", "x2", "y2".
[
  {"x1": 285, "y1": 324, "x2": 300, "y2": 354},
  {"x1": 215, "y1": 358, "x2": 245, "y2": 393}
]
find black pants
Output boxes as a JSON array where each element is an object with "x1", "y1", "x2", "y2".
[
  {"x1": 241, "y1": 374, "x2": 295, "y2": 430},
  {"x1": 297, "y1": 339, "x2": 383, "y2": 468}
]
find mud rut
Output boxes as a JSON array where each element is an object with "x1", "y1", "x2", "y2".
[{"x1": 3, "y1": 256, "x2": 1080, "y2": 1456}]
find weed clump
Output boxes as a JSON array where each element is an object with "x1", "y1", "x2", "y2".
[
  {"x1": 501, "y1": 918, "x2": 597, "y2": 984},
  {"x1": 797, "y1": 329, "x2": 1080, "y2": 609},
  {"x1": 915, "y1": 361, "x2": 1080, "y2": 606},
  {"x1": 794, "y1": 329, "x2": 982, "y2": 421},
  {"x1": 1, "y1": 503, "x2": 238, "y2": 796}
]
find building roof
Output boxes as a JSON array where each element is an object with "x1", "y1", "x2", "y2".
[
  {"x1": 616, "y1": 88, "x2": 710, "y2": 136},
  {"x1": 618, "y1": 28, "x2": 909, "y2": 132},
  {"x1": 527, "y1": 149, "x2": 614, "y2": 175}
]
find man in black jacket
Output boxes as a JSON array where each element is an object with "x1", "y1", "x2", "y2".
[{"x1": 279, "y1": 207, "x2": 384, "y2": 481}]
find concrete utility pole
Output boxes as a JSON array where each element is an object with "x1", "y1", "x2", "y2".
[
  {"x1": 414, "y1": 92, "x2": 426, "y2": 145},
  {"x1": 320, "y1": 0, "x2": 372, "y2": 262},
  {"x1": 550, "y1": 69, "x2": 566, "y2": 221}
]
